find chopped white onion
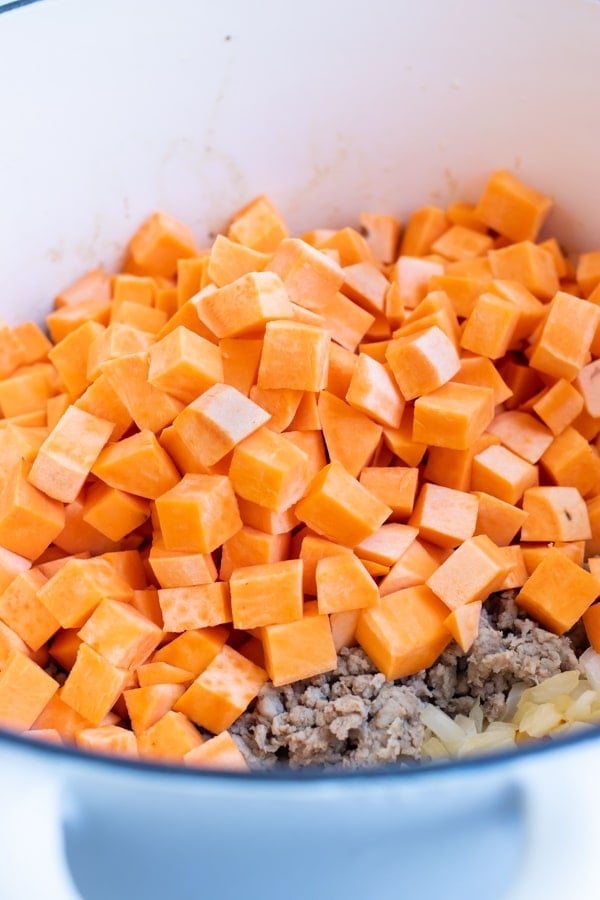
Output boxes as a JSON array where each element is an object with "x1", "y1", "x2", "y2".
[
  {"x1": 453, "y1": 714, "x2": 477, "y2": 737},
  {"x1": 468, "y1": 698, "x2": 484, "y2": 732},
  {"x1": 420, "y1": 703, "x2": 466, "y2": 752},
  {"x1": 579, "y1": 647, "x2": 600, "y2": 691},
  {"x1": 502, "y1": 682, "x2": 527, "y2": 721},
  {"x1": 515, "y1": 702, "x2": 563, "y2": 738},
  {"x1": 420, "y1": 661, "x2": 600, "y2": 762},
  {"x1": 524, "y1": 669, "x2": 580, "y2": 703}
]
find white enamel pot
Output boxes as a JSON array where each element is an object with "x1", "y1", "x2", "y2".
[{"x1": 1, "y1": 1, "x2": 600, "y2": 898}]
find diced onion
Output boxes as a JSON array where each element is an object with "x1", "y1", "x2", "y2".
[
  {"x1": 421, "y1": 736, "x2": 448, "y2": 759},
  {"x1": 516, "y1": 702, "x2": 563, "y2": 738},
  {"x1": 421, "y1": 665, "x2": 600, "y2": 763},
  {"x1": 468, "y1": 698, "x2": 484, "y2": 731},
  {"x1": 502, "y1": 682, "x2": 528, "y2": 721},
  {"x1": 420, "y1": 704, "x2": 467, "y2": 752},
  {"x1": 457, "y1": 728, "x2": 517, "y2": 757},
  {"x1": 453, "y1": 714, "x2": 477, "y2": 737},
  {"x1": 522, "y1": 669, "x2": 580, "y2": 703},
  {"x1": 579, "y1": 647, "x2": 600, "y2": 691}
]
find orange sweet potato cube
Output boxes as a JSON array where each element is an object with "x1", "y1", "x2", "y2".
[
  {"x1": 0, "y1": 368, "x2": 50, "y2": 418},
  {"x1": 148, "y1": 535, "x2": 217, "y2": 588},
  {"x1": 86, "y1": 322, "x2": 152, "y2": 380},
  {"x1": 0, "y1": 650, "x2": 58, "y2": 731},
  {"x1": 75, "y1": 373, "x2": 133, "y2": 441},
  {"x1": 155, "y1": 474, "x2": 242, "y2": 554},
  {"x1": 0, "y1": 568, "x2": 59, "y2": 651},
  {"x1": 48, "y1": 628, "x2": 83, "y2": 671},
  {"x1": 174, "y1": 644, "x2": 267, "y2": 732},
  {"x1": 124, "y1": 683, "x2": 186, "y2": 735},
  {"x1": 356, "y1": 584, "x2": 451, "y2": 680},
  {"x1": 295, "y1": 461, "x2": 391, "y2": 548},
  {"x1": 137, "y1": 710, "x2": 204, "y2": 760},
  {"x1": 444, "y1": 602, "x2": 482, "y2": 653},
  {"x1": 152, "y1": 626, "x2": 229, "y2": 677},
  {"x1": 488, "y1": 241, "x2": 559, "y2": 300},
  {"x1": 426, "y1": 535, "x2": 510, "y2": 609},
  {"x1": 408, "y1": 483, "x2": 479, "y2": 548},
  {"x1": 460, "y1": 293, "x2": 520, "y2": 359},
  {"x1": 529, "y1": 292, "x2": 600, "y2": 381},
  {"x1": 298, "y1": 532, "x2": 354, "y2": 595},
  {"x1": 388, "y1": 256, "x2": 445, "y2": 310},
  {"x1": 515, "y1": 548, "x2": 599, "y2": 634},
  {"x1": 128, "y1": 211, "x2": 197, "y2": 278},
  {"x1": 266, "y1": 236, "x2": 344, "y2": 308},
  {"x1": 354, "y1": 523, "x2": 419, "y2": 567},
  {"x1": 75, "y1": 724, "x2": 138, "y2": 758},
  {"x1": 0, "y1": 461, "x2": 65, "y2": 560},
  {"x1": 345, "y1": 353, "x2": 405, "y2": 429},
  {"x1": 520, "y1": 485, "x2": 591, "y2": 543},
  {"x1": 0, "y1": 544, "x2": 31, "y2": 594},
  {"x1": 61, "y1": 643, "x2": 129, "y2": 726},
  {"x1": 486, "y1": 410, "x2": 554, "y2": 464},
  {"x1": 412, "y1": 382, "x2": 495, "y2": 451},
  {"x1": 110, "y1": 300, "x2": 167, "y2": 334},
  {"x1": 28, "y1": 405, "x2": 113, "y2": 503},
  {"x1": 77, "y1": 598, "x2": 163, "y2": 669},
  {"x1": 92, "y1": 429, "x2": 180, "y2": 500},
  {"x1": 38, "y1": 557, "x2": 133, "y2": 629},
  {"x1": 0, "y1": 620, "x2": 38, "y2": 667},
  {"x1": 101, "y1": 351, "x2": 184, "y2": 433},
  {"x1": 184, "y1": 730, "x2": 249, "y2": 770},
  {"x1": 48, "y1": 319, "x2": 105, "y2": 398},
  {"x1": 472, "y1": 491, "x2": 528, "y2": 546},
  {"x1": 196, "y1": 271, "x2": 293, "y2": 338},
  {"x1": 261, "y1": 612, "x2": 338, "y2": 686},
  {"x1": 13, "y1": 320, "x2": 52, "y2": 363},
  {"x1": 452, "y1": 355, "x2": 513, "y2": 406},
  {"x1": 220, "y1": 525, "x2": 291, "y2": 582},
  {"x1": 229, "y1": 558, "x2": 303, "y2": 629},
  {"x1": 358, "y1": 467, "x2": 419, "y2": 520},
  {"x1": 474, "y1": 170, "x2": 552, "y2": 243},
  {"x1": 315, "y1": 554, "x2": 379, "y2": 614},
  {"x1": 317, "y1": 390, "x2": 383, "y2": 478},
  {"x1": 229, "y1": 427, "x2": 310, "y2": 513},
  {"x1": 257, "y1": 320, "x2": 330, "y2": 392},
  {"x1": 31, "y1": 688, "x2": 91, "y2": 738},
  {"x1": 172, "y1": 383, "x2": 271, "y2": 467},
  {"x1": 470, "y1": 444, "x2": 539, "y2": 506},
  {"x1": 386, "y1": 325, "x2": 460, "y2": 400},
  {"x1": 81, "y1": 482, "x2": 150, "y2": 542},
  {"x1": 157, "y1": 582, "x2": 232, "y2": 632},
  {"x1": 207, "y1": 234, "x2": 270, "y2": 288},
  {"x1": 147, "y1": 326, "x2": 224, "y2": 404},
  {"x1": 136, "y1": 661, "x2": 194, "y2": 688},
  {"x1": 227, "y1": 194, "x2": 288, "y2": 253},
  {"x1": 46, "y1": 299, "x2": 111, "y2": 344}
]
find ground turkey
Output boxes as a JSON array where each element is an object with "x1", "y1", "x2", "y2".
[{"x1": 231, "y1": 592, "x2": 580, "y2": 769}]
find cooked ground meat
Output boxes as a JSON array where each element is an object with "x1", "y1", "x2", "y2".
[
  {"x1": 232, "y1": 591, "x2": 582, "y2": 769},
  {"x1": 416, "y1": 591, "x2": 580, "y2": 721}
]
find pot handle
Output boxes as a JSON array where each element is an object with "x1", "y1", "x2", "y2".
[{"x1": 0, "y1": 742, "x2": 80, "y2": 900}]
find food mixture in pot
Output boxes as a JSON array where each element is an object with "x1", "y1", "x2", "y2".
[
  {"x1": 1, "y1": 168, "x2": 600, "y2": 769},
  {"x1": 234, "y1": 591, "x2": 590, "y2": 767}
]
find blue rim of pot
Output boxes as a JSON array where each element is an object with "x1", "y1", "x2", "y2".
[
  {"x1": 0, "y1": 0, "x2": 42, "y2": 13},
  {"x1": 1, "y1": 714, "x2": 598, "y2": 782},
  {"x1": 1, "y1": 0, "x2": 599, "y2": 781}
]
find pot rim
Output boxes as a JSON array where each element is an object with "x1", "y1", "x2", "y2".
[
  {"x1": 2, "y1": 718, "x2": 598, "y2": 783},
  {"x1": 0, "y1": 0, "x2": 42, "y2": 14},
  {"x1": 1, "y1": 0, "x2": 598, "y2": 786}
]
